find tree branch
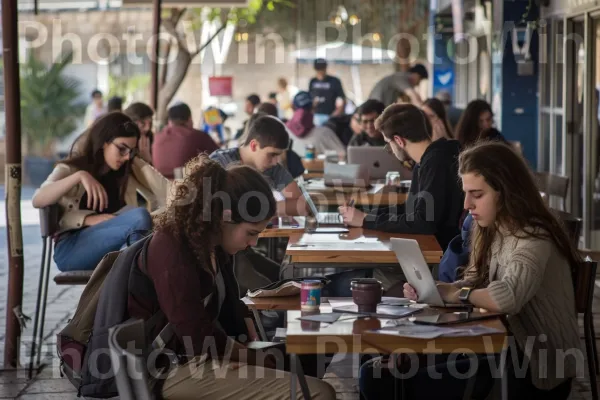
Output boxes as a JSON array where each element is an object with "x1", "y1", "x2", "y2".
[
  {"x1": 191, "y1": 23, "x2": 227, "y2": 58},
  {"x1": 162, "y1": 8, "x2": 189, "y2": 52}
]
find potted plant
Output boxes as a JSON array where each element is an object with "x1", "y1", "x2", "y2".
[{"x1": 20, "y1": 52, "x2": 86, "y2": 186}]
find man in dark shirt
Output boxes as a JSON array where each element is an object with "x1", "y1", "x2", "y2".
[
  {"x1": 339, "y1": 104, "x2": 464, "y2": 293},
  {"x1": 124, "y1": 102, "x2": 155, "y2": 164},
  {"x1": 152, "y1": 103, "x2": 219, "y2": 179},
  {"x1": 348, "y1": 99, "x2": 386, "y2": 147},
  {"x1": 309, "y1": 58, "x2": 345, "y2": 126}
]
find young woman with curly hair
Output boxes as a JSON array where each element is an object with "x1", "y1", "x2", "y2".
[{"x1": 127, "y1": 155, "x2": 336, "y2": 399}]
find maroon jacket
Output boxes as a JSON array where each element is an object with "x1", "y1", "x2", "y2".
[
  {"x1": 152, "y1": 124, "x2": 219, "y2": 179},
  {"x1": 128, "y1": 230, "x2": 250, "y2": 358}
]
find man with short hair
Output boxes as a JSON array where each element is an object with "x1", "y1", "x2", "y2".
[
  {"x1": 153, "y1": 103, "x2": 219, "y2": 179},
  {"x1": 235, "y1": 94, "x2": 262, "y2": 140},
  {"x1": 124, "y1": 102, "x2": 155, "y2": 164},
  {"x1": 339, "y1": 104, "x2": 464, "y2": 293},
  {"x1": 369, "y1": 64, "x2": 429, "y2": 107},
  {"x1": 348, "y1": 99, "x2": 386, "y2": 147},
  {"x1": 107, "y1": 96, "x2": 123, "y2": 112},
  {"x1": 211, "y1": 113, "x2": 305, "y2": 216},
  {"x1": 309, "y1": 58, "x2": 346, "y2": 126}
]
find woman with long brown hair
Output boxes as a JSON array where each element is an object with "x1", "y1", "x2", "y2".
[
  {"x1": 361, "y1": 141, "x2": 580, "y2": 399},
  {"x1": 455, "y1": 99, "x2": 495, "y2": 147},
  {"x1": 422, "y1": 98, "x2": 454, "y2": 140},
  {"x1": 32, "y1": 112, "x2": 169, "y2": 272},
  {"x1": 126, "y1": 155, "x2": 335, "y2": 399}
]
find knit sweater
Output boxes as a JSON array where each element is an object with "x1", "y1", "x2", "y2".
[{"x1": 461, "y1": 229, "x2": 580, "y2": 390}]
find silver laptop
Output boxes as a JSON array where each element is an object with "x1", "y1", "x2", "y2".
[
  {"x1": 323, "y1": 162, "x2": 371, "y2": 188},
  {"x1": 347, "y1": 146, "x2": 412, "y2": 180},
  {"x1": 299, "y1": 184, "x2": 344, "y2": 226},
  {"x1": 390, "y1": 238, "x2": 467, "y2": 308}
]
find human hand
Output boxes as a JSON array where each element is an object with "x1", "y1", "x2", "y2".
[
  {"x1": 338, "y1": 206, "x2": 366, "y2": 227},
  {"x1": 78, "y1": 171, "x2": 108, "y2": 211},
  {"x1": 436, "y1": 283, "x2": 460, "y2": 304},
  {"x1": 139, "y1": 135, "x2": 152, "y2": 163},
  {"x1": 403, "y1": 282, "x2": 418, "y2": 301}
]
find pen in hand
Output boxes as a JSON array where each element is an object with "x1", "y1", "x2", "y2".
[{"x1": 347, "y1": 198, "x2": 355, "y2": 208}]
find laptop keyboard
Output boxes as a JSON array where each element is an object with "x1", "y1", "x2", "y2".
[{"x1": 318, "y1": 213, "x2": 342, "y2": 224}]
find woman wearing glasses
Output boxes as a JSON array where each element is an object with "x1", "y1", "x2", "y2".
[{"x1": 32, "y1": 112, "x2": 169, "y2": 272}]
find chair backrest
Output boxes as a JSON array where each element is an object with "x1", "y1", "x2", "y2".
[
  {"x1": 534, "y1": 172, "x2": 570, "y2": 199},
  {"x1": 552, "y1": 209, "x2": 583, "y2": 248},
  {"x1": 39, "y1": 204, "x2": 61, "y2": 238},
  {"x1": 573, "y1": 260, "x2": 597, "y2": 314},
  {"x1": 108, "y1": 320, "x2": 153, "y2": 400}
]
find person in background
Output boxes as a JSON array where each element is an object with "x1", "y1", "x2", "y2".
[
  {"x1": 84, "y1": 89, "x2": 106, "y2": 127},
  {"x1": 286, "y1": 91, "x2": 346, "y2": 158},
  {"x1": 455, "y1": 99, "x2": 495, "y2": 148},
  {"x1": 324, "y1": 110, "x2": 362, "y2": 147},
  {"x1": 152, "y1": 103, "x2": 219, "y2": 179},
  {"x1": 309, "y1": 58, "x2": 346, "y2": 126},
  {"x1": 348, "y1": 100, "x2": 386, "y2": 147},
  {"x1": 361, "y1": 141, "x2": 580, "y2": 400},
  {"x1": 107, "y1": 96, "x2": 123, "y2": 113},
  {"x1": 369, "y1": 64, "x2": 429, "y2": 107},
  {"x1": 435, "y1": 90, "x2": 464, "y2": 129},
  {"x1": 396, "y1": 91, "x2": 412, "y2": 104},
  {"x1": 339, "y1": 104, "x2": 464, "y2": 294},
  {"x1": 201, "y1": 106, "x2": 228, "y2": 146},
  {"x1": 235, "y1": 94, "x2": 261, "y2": 140},
  {"x1": 268, "y1": 92, "x2": 278, "y2": 105},
  {"x1": 31, "y1": 113, "x2": 169, "y2": 272},
  {"x1": 256, "y1": 103, "x2": 304, "y2": 179},
  {"x1": 421, "y1": 98, "x2": 454, "y2": 140},
  {"x1": 276, "y1": 77, "x2": 296, "y2": 120},
  {"x1": 123, "y1": 102, "x2": 155, "y2": 164}
]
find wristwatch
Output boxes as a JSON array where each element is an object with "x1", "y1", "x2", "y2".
[{"x1": 458, "y1": 287, "x2": 473, "y2": 304}]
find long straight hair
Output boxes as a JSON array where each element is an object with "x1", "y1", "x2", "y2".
[
  {"x1": 459, "y1": 141, "x2": 581, "y2": 287},
  {"x1": 62, "y1": 112, "x2": 140, "y2": 203}
]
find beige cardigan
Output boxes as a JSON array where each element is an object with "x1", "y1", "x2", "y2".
[
  {"x1": 460, "y1": 229, "x2": 580, "y2": 390},
  {"x1": 36, "y1": 158, "x2": 170, "y2": 235}
]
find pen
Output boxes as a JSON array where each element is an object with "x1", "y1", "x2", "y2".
[{"x1": 348, "y1": 198, "x2": 355, "y2": 207}]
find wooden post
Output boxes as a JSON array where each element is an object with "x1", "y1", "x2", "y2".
[{"x1": 150, "y1": 0, "x2": 162, "y2": 111}]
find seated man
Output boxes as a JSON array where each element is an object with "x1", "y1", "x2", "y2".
[
  {"x1": 339, "y1": 104, "x2": 464, "y2": 294},
  {"x1": 123, "y1": 102, "x2": 155, "y2": 164},
  {"x1": 153, "y1": 103, "x2": 219, "y2": 179},
  {"x1": 348, "y1": 99, "x2": 386, "y2": 147},
  {"x1": 211, "y1": 113, "x2": 305, "y2": 217},
  {"x1": 210, "y1": 113, "x2": 306, "y2": 294}
]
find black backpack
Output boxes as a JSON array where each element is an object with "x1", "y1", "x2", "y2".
[{"x1": 57, "y1": 234, "x2": 174, "y2": 398}]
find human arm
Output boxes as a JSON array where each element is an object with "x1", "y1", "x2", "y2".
[
  {"x1": 277, "y1": 180, "x2": 307, "y2": 216},
  {"x1": 436, "y1": 240, "x2": 551, "y2": 313},
  {"x1": 332, "y1": 78, "x2": 346, "y2": 116}
]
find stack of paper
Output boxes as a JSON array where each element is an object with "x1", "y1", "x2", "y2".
[{"x1": 374, "y1": 324, "x2": 503, "y2": 339}]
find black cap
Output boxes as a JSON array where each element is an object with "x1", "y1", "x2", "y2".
[
  {"x1": 409, "y1": 64, "x2": 429, "y2": 80},
  {"x1": 314, "y1": 58, "x2": 327, "y2": 70}
]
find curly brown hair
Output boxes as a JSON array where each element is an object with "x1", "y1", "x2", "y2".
[{"x1": 153, "y1": 155, "x2": 277, "y2": 271}]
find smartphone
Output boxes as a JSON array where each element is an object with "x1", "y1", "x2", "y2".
[{"x1": 411, "y1": 311, "x2": 503, "y2": 326}]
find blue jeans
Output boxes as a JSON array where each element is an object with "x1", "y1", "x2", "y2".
[
  {"x1": 54, "y1": 207, "x2": 153, "y2": 272},
  {"x1": 313, "y1": 113, "x2": 330, "y2": 126}
]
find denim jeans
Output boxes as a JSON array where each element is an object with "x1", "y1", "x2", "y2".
[{"x1": 54, "y1": 207, "x2": 153, "y2": 272}]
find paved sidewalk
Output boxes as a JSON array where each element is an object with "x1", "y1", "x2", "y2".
[{"x1": 0, "y1": 185, "x2": 598, "y2": 399}]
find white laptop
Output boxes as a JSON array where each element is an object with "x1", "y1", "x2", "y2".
[
  {"x1": 390, "y1": 238, "x2": 468, "y2": 308},
  {"x1": 299, "y1": 184, "x2": 344, "y2": 226},
  {"x1": 347, "y1": 146, "x2": 412, "y2": 180}
]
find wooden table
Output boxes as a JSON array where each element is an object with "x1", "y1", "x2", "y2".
[
  {"x1": 286, "y1": 229, "x2": 442, "y2": 264},
  {"x1": 302, "y1": 159, "x2": 324, "y2": 172},
  {"x1": 304, "y1": 179, "x2": 407, "y2": 207},
  {"x1": 285, "y1": 304, "x2": 508, "y2": 399}
]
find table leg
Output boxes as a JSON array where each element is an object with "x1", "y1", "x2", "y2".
[
  {"x1": 290, "y1": 353, "x2": 312, "y2": 400},
  {"x1": 500, "y1": 349, "x2": 508, "y2": 400},
  {"x1": 250, "y1": 307, "x2": 268, "y2": 341}
]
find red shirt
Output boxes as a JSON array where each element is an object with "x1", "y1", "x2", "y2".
[{"x1": 152, "y1": 124, "x2": 219, "y2": 179}]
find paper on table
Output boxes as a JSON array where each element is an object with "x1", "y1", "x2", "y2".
[
  {"x1": 297, "y1": 313, "x2": 344, "y2": 323},
  {"x1": 327, "y1": 297, "x2": 410, "y2": 308},
  {"x1": 374, "y1": 324, "x2": 504, "y2": 339}
]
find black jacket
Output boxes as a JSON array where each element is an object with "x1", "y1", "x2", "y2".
[{"x1": 363, "y1": 138, "x2": 464, "y2": 250}]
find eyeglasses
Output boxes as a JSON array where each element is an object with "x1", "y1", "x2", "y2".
[
  {"x1": 361, "y1": 118, "x2": 377, "y2": 126},
  {"x1": 111, "y1": 141, "x2": 138, "y2": 158}
]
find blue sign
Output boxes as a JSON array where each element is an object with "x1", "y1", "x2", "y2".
[{"x1": 434, "y1": 69, "x2": 454, "y2": 87}]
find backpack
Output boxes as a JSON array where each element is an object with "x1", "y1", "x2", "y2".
[{"x1": 56, "y1": 234, "x2": 174, "y2": 398}]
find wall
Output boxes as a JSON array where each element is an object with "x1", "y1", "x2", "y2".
[{"x1": 496, "y1": 0, "x2": 540, "y2": 166}]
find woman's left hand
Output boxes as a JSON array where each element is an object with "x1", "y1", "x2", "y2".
[{"x1": 436, "y1": 283, "x2": 460, "y2": 304}]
